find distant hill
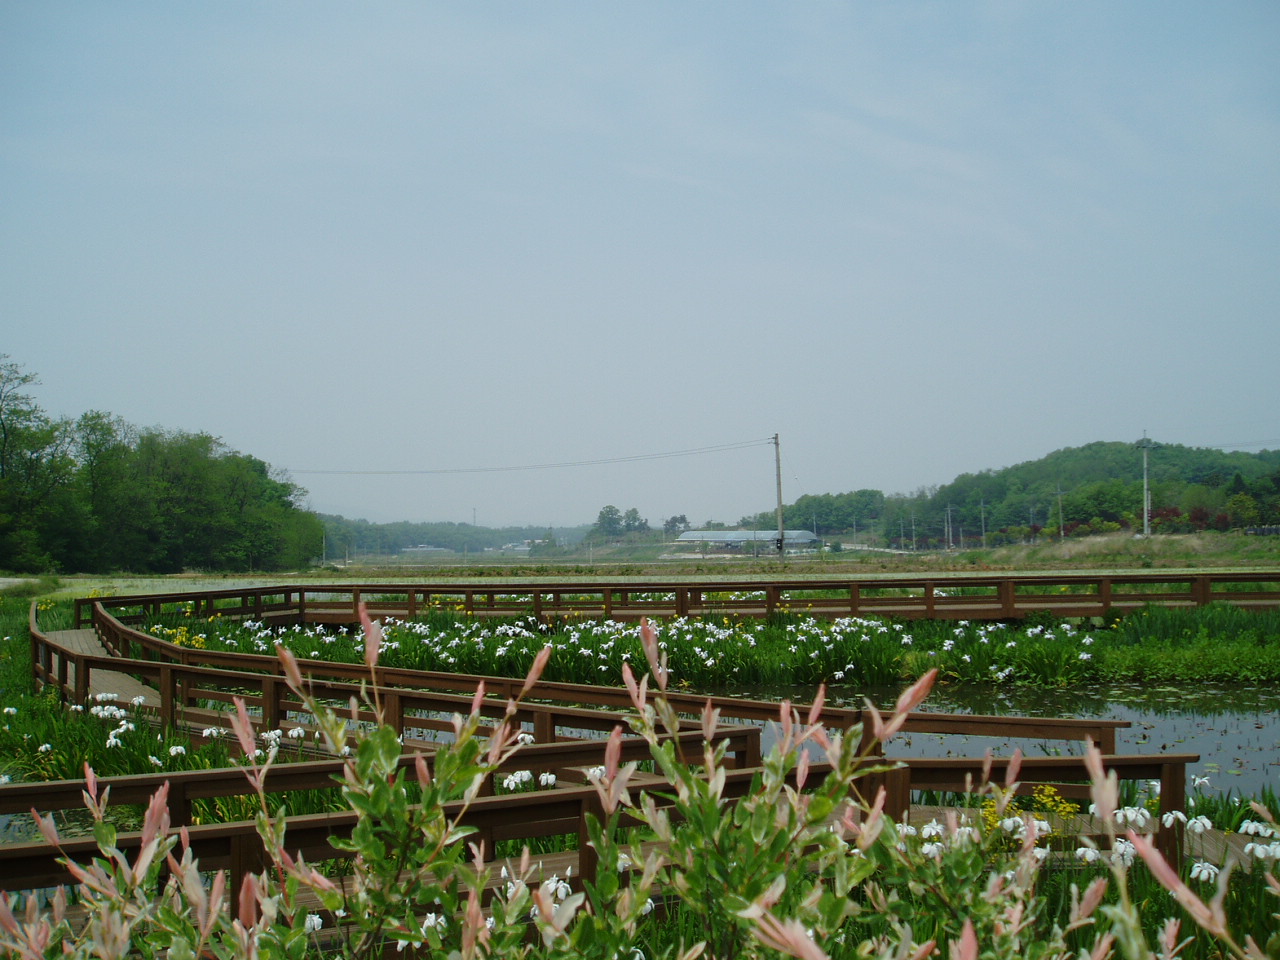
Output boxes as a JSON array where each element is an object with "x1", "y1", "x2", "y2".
[
  {"x1": 749, "y1": 441, "x2": 1280, "y2": 548},
  {"x1": 317, "y1": 515, "x2": 591, "y2": 560}
]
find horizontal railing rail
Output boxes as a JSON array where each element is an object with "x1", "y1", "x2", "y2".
[
  {"x1": 896, "y1": 752, "x2": 1198, "y2": 865},
  {"x1": 0, "y1": 750, "x2": 1196, "y2": 897},
  {"x1": 0, "y1": 725, "x2": 760, "y2": 825},
  {"x1": 73, "y1": 572, "x2": 1280, "y2": 629}
]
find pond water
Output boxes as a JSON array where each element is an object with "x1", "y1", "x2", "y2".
[{"x1": 712, "y1": 682, "x2": 1280, "y2": 800}]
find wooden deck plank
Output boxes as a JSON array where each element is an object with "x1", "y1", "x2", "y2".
[{"x1": 41, "y1": 629, "x2": 161, "y2": 708}]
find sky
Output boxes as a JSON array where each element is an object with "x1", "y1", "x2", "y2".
[{"x1": 3, "y1": 2, "x2": 1278, "y2": 528}]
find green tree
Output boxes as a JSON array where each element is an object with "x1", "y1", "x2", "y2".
[
  {"x1": 0, "y1": 357, "x2": 74, "y2": 571},
  {"x1": 663, "y1": 514, "x2": 690, "y2": 536},
  {"x1": 1225, "y1": 492, "x2": 1261, "y2": 528},
  {"x1": 593, "y1": 504, "x2": 623, "y2": 538},
  {"x1": 621, "y1": 507, "x2": 648, "y2": 533}
]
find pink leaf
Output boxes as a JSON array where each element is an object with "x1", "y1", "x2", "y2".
[
  {"x1": 950, "y1": 918, "x2": 977, "y2": 960},
  {"x1": 1129, "y1": 832, "x2": 1220, "y2": 936},
  {"x1": 807, "y1": 685, "x2": 826, "y2": 726},
  {"x1": 276, "y1": 643, "x2": 304, "y2": 694},
  {"x1": 230, "y1": 698, "x2": 258, "y2": 761},
  {"x1": 33, "y1": 812, "x2": 59, "y2": 846},
  {"x1": 639, "y1": 618, "x2": 667, "y2": 690},
  {"x1": 1004, "y1": 749, "x2": 1023, "y2": 789},
  {"x1": 521, "y1": 645, "x2": 552, "y2": 698},
  {"x1": 753, "y1": 913, "x2": 830, "y2": 960},
  {"x1": 894, "y1": 669, "x2": 936, "y2": 716},
  {"x1": 604, "y1": 725, "x2": 622, "y2": 779},
  {"x1": 359, "y1": 604, "x2": 381, "y2": 670},
  {"x1": 238, "y1": 873, "x2": 259, "y2": 927}
]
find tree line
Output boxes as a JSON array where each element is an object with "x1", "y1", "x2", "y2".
[
  {"x1": 742, "y1": 440, "x2": 1280, "y2": 549},
  {"x1": 317, "y1": 515, "x2": 586, "y2": 560},
  {"x1": 0, "y1": 357, "x2": 322, "y2": 573}
]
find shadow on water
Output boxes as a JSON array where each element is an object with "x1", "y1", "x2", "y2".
[{"x1": 703, "y1": 682, "x2": 1280, "y2": 799}]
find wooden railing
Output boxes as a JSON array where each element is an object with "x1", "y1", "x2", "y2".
[
  {"x1": 47, "y1": 603, "x2": 1131, "y2": 753},
  {"x1": 73, "y1": 571, "x2": 1280, "y2": 630},
  {"x1": 6, "y1": 606, "x2": 1201, "y2": 904},
  {"x1": 0, "y1": 748, "x2": 1196, "y2": 897}
]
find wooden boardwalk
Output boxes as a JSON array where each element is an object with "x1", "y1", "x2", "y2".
[
  {"x1": 9, "y1": 597, "x2": 1241, "y2": 906},
  {"x1": 72, "y1": 571, "x2": 1280, "y2": 630},
  {"x1": 40, "y1": 629, "x2": 159, "y2": 708}
]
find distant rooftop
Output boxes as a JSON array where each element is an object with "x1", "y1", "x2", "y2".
[{"x1": 676, "y1": 530, "x2": 818, "y2": 543}]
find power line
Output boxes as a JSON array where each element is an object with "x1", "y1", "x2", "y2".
[{"x1": 290, "y1": 437, "x2": 774, "y2": 476}]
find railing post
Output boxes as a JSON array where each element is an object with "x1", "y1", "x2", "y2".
[
  {"x1": 74, "y1": 655, "x2": 89, "y2": 706},
  {"x1": 169, "y1": 781, "x2": 192, "y2": 827},
  {"x1": 231, "y1": 832, "x2": 267, "y2": 921},
  {"x1": 262, "y1": 677, "x2": 282, "y2": 732},
  {"x1": 741, "y1": 726, "x2": 762, "y2": 768},
  {"x1": 578, "y1": 793, "x2": 603, "y2": 885},
  {"x1": 999, "y1": 579, "x2": 1016, "y2": 618},
  {"x1": 383, "y1": 690, "x2": 404, "y2": 737},
  {"x1": 1157, "y1": 761, "x2": 1187, "y2": 869},
  {"x1": 765, "y1": 585, "x2": 779, "y2": 617},
  {"x1": 884, "y1": 765, "x2": 911, "y2": 824},
  {"x1": 1193, "y1": 575, "x2": 1211, "y2": 607},
  {"x1": 849, "y1": 582, "x2": 860, "y2": 615},
  {"x1": 534, "y1": 711, "x2": 555, "y2": 744},
  {"x1": 1099, "y1": 578, "x2": 1112, "y2": 616},
  {"x1": 160, "y1": 665, "x2": 176, "y2": 727},
  {"x1": 1095, "y1": 725, "x2": 1116, "y2": 755},
  {"x1": 923, "y1": 583, "x2": 936, "y2": 618}
]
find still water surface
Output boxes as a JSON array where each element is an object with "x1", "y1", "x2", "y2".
[{"x1": 712, "y1": 682, "x2": 1280, "y2": 799}]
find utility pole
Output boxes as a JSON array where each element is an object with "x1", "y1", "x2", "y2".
[
  {"x1": 773, "y1": 433, "x2": 785, "y2": 556},
  {"x1": 1136, "y1": 434, "x2": 1155, "y2": 537},
  {"x1": 980, "y1": 498, "x2": 987, "y2": 549},
  {"x1": 1057, "y1": 486, "x2": 1066, "y2": 541}
]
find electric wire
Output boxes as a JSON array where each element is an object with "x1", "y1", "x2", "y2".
[{"x1": 290, "y1": 437, "x2": 774, "y2": 476}]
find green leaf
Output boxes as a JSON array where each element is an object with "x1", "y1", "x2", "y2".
[{"x1": 92, "y1": 818, "x2": 117, "y2": 853}]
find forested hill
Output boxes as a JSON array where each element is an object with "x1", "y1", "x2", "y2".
[
  {"x1": 970, "y1": 441, "x2": 1280, "y2": 489},
  {"x1": 748, "y1": 441, "x2": 1280, "y2": 548}
]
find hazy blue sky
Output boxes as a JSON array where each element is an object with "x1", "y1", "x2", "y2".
[{"x1": 4, "y1": 3, "x2": 1278, "y2": 527}]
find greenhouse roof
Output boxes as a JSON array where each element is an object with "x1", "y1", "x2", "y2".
[{"x1": 676, "y1": 530, "x2": 818, "y2": 542}]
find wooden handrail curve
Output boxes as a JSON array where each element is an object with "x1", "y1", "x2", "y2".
[
  {"x1": 0, "y1": 752, "x2": 1197, "y2": 896},
  {"x1": 75, "y1": 601, "x2": 1129, "y2": 753},
  {"x1": 73, "y1": 572, "x2": 1280, "y2": 630}
]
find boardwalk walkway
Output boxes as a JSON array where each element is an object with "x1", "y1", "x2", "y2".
[
  {"x1": 40, "y1": 629, "x2": 159, "y2": 708},
  {"x1": 16, "y1": 611, "x2": 1244, "y2": 898}
]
